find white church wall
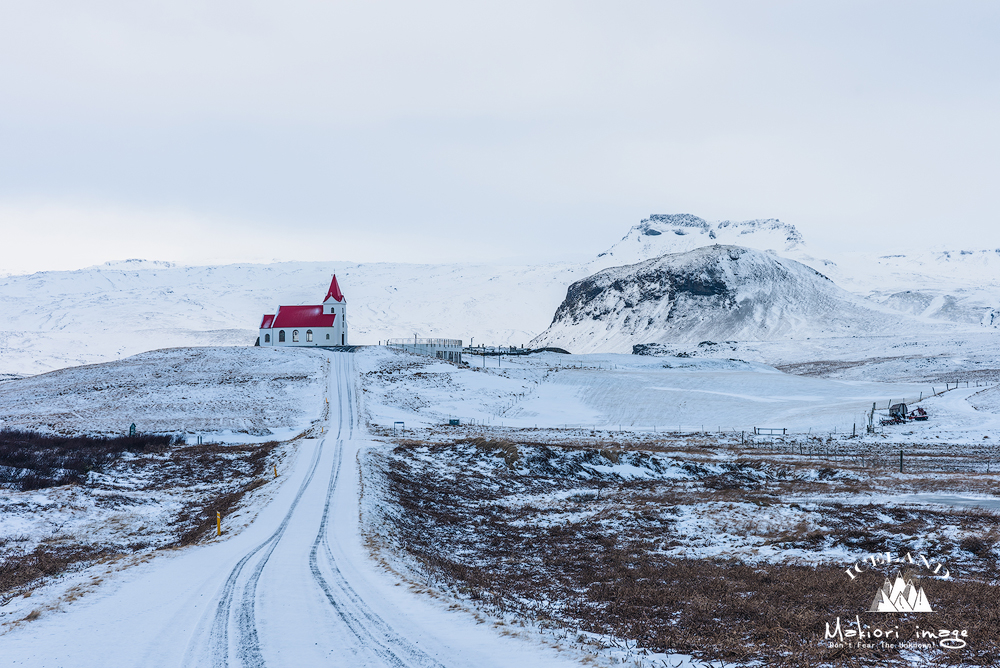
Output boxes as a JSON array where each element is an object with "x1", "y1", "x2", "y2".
[{"x1": 260, "y1": 326, "x2": 341, "y2": 347}]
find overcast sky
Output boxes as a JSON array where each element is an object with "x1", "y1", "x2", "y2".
[{"x1": 2, "y1": 1, "x2": 999, "y2": 274}]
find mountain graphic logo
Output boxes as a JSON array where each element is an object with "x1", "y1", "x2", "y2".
[{"x1": 869, "y1": 572, "x2": 933, "y2": 612}]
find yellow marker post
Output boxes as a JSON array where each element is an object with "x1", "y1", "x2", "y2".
[
  {"x1": 273, "y1": 463, "x2": 278, "y2": 478},
  {"x1": 216, "y1": 511, "x2": 221, "y2": 536}
]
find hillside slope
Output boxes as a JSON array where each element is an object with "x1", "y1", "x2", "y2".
[
  {"x1": 532, "y1": 245, "x2": 952, "y2": 354},
  {"x1": 0, "y1": 347, "x2": 325, "y2": 435},
  {"x1": 0, "y1": 259, "x2": 589, "y2": 375}
]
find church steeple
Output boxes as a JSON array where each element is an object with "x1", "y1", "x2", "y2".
[
  {"x1": 324, "y1": 274, "x2": 345, "y2": 303},
  {"x1": 322, "y1": 275, "x2": 348, "y2": 346}
]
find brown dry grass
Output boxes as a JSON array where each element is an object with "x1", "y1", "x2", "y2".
[
  {"x1": 0, "y1": 438, "x2": 279, "y2": 600},
  {"x1": 0, "y1": 544, "x2": 118, "y2": 599},
  {"x1": 167, "y1": 442, "x2": 277, "y2": 546},
  {"x1": 375, "y1": 438, "x2": 1000, "y2": 667}
]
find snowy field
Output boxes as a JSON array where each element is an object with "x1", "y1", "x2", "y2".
[
  {"x1": 0, "y1": 258, "x2": 588, "y2": 376},
  {"x1": 1, "y1": 351, "x2": 596, "y2": 668},
  {"x1": 674, "y1": 330, "x2": 1000, "y2": 383},
  {"x1": 358, "y1": 347, "x2": 1000, "y2": 442},
  {"x1": 0, "y1": 341, "x2": 996, "y2": 666},
  {"x1": 0, "y1": 346, "x2": 327, "y2": 438},
  {"x1": 361, "y1": 343, "x2": 1000, "y2": 666},
  {"x1": 0, "y1": 346, "x2": 331, "y2": 632}
]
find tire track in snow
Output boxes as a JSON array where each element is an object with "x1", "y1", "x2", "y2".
[
  {"x1": 206, "y1": 433, "x2": 326, "y2": 668},
  {"x1": 207, "y1": 352, "x2": 438, "y2": 668},
  {"x1": 307, "y1": 352, "x2": 445, "y2": 667}
]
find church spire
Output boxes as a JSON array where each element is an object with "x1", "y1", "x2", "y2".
[{"x1": 324, "y1": 274, "x2": 345, "y2": 303}]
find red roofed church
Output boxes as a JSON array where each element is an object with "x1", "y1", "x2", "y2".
[{"x1": 258, "y1": 275, "x2": 348, "y2": 347}]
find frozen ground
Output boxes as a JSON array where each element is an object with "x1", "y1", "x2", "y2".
[
  {"x1": 371, "y1": 432, "x2": 1000, "y2": 667},
  {"x1": 363, "y1": 342, "x2": 1000, "y2": 666},
  {"x1": 359, "y1": 347, "x2": 1000, "y2": 442},
  {"x1": 0, "y1": 346, "x2": 330, "y2": 626},
  {"x1": 0, "y1": 438, "x2": 287, "y2": 616}
]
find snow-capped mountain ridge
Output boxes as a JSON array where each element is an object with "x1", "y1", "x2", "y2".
[
  {"x1": 596, "y1": 213, "x2": 806, "y2": 269},
  {"x1": 596, "y1": 213, "x2": 999, "y2": 328},
  {"x1": 532, "y1": 245, "x2": 955, "y2": 355}
]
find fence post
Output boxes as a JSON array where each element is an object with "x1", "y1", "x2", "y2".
[{"x1": 900, "y1": 450, "x2": 903, "y2": 473}]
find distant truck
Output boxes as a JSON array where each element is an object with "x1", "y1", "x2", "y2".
[{"x1": 881, "y1": 403, "x2": 928, "y2": 426}]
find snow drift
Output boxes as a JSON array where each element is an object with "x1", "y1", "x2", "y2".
[{"x1": 532, "y1": 245, "x2": 942, "y2": 354}]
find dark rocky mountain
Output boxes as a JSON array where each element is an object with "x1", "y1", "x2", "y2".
[{"x1": 532, "y1": 245, "x2": 929, "y2": 354}]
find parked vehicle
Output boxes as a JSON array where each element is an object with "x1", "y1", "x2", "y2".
[{"x1": 880, "y1": 403, "x2": 929, "y2": 426}]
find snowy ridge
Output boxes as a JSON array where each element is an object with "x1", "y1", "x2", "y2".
[
  {"x1": 532, "y1": 245, "x2": 956, "y2": 355},
  {"x1": 595, "y1": 213, "x2": 805, "y2": 269},
  {"x1": 820, "y1": 249, "x2": 1000, "y2": 327}
]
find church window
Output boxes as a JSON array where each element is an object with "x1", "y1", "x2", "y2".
[
  {"x1": 292, "y1": 330, "x2": 299, "y2": 342},
  {"x1": 264, "y1": 333, "x2": 270, "y2": 343},
  {"x1": 326, "y1": 333, "x2": 330, "y2": 340},
  {"x1": 278, "y1": 330, "x2": 285, "y2": 343},
  {"x1": 306, "y1": 330, "x2": 313, "y2": 342}
]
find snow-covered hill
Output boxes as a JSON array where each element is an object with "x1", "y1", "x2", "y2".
[
  {"x1": 0, "y1": 259, "x2": 590, "y2": 375},
  {"x1": 597, "y1": 214, "x2": 1000, "y2": 328},
  {"x1": 820, "y1": 249, "x2": 1000, "y2": 327},
  {"x1": 0, "y1": 347, "x2": 325, "y2": 436},
  {"x1": 531, "y1": 245, "x2": 954, "y2": 354}
]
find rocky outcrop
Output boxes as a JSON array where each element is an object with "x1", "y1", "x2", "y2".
[{"x1": 533, "y1": 245, "x2": 918, "y2": 354}]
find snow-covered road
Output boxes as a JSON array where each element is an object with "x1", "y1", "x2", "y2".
[{"x1": 3, "y1": 352, "x2": 578, "y2": 667}]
